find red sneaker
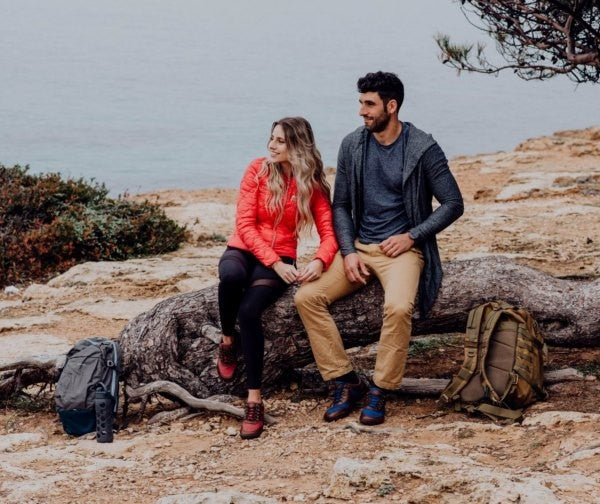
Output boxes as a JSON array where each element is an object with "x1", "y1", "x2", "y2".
[
  {"x1": 216, "y1": 342, "x2": 237, "y2": 381},
  {"x1": 240, "y1": 402, "x2": 264, "y2": 439}
]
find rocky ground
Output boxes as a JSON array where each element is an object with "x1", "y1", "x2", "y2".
[{"x1": 1, "y1": 127, "x2": 599, "y2": 503}]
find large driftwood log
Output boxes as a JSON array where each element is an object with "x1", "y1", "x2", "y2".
[{"x1": 119, "y1": 256, "x2": 599, "y2": 397}]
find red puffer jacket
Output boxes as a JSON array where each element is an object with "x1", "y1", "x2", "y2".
[{"x1": 227, "y1": 158, "x2": 338, "y2": 268}]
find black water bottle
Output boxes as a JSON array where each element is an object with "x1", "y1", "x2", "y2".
[{"x1": 95, "y1": 386, "x2": 114, "y2": 443}]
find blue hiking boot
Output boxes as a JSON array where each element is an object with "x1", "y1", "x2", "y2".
[
  {"x1": 323, "y1": 379, "x2": 366, "y2": 422},
  {"x1": 359, "y1": 385, "x2": 387, "y2": 425}
]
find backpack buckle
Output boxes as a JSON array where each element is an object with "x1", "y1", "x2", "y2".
[{"x1": 106, "y1": 360, "x2": 115, "y2": 368}]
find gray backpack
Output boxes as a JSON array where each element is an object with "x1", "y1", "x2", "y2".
[{"x1": 55, "y1": 337, "x2": 121, "y2": 436}]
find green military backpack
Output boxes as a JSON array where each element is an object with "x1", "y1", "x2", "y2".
[{"x1": 439, "y1": 301, "x2": 547, "y2": 422}]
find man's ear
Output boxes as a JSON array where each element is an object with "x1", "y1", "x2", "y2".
[{"x1": 386, "y1": 99, "x2": 398, "y2": 115}]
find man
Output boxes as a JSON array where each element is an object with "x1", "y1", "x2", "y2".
[{"x1": 294, "y1": 71, "x2": 463, "y2": 425}]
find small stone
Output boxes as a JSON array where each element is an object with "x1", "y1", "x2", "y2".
[
  {"x1": 225, "y1": 426, "x2": 238, "y2": 436},
  {"x1": 456, "y1": 427, "x2": 475, "y2": 439}
]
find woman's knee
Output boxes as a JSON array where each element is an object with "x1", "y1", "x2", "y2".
[
  {"x1": 219, "y1": 259, "x2": 247, "y2": 286},
  {"x1": 238, "y1": 301, "x2": 263, "y2": 328}
]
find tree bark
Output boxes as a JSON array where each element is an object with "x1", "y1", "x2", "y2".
[{"x1": 118, "y1": 256, "x2": 599, "y2": 397}]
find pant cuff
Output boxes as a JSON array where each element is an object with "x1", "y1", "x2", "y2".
[
  {"x1": 373, "y1": 377, "x2": 402, "y2": 390},
  {"x1": 321, "y1": 364, "x2": 355, "y2": 382}
]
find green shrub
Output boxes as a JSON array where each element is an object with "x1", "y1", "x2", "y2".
[{"x1": 0, "y1": 164, "x2": 186, "y2": 286}]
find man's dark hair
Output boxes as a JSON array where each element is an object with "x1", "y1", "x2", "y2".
[{"x1": 357, "y1": 71, "x2": 404, "y2": 112}]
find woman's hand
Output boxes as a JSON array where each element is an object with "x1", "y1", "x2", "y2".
[
  {"x1": 272, "y1": 261, "x2": 299, "y2": 284},
  {"x1": 296, "y1": 259, "x2": 324, "y2": 283}
]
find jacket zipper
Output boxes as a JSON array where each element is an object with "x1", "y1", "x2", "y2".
[{"x1": 271, "y1": 177, "x2": 291, "y2": 248}]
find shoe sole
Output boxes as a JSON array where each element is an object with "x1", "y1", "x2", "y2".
[
  {"x1": 323, "y1": 413, "x2": 346, "y2": 422},
  {"x1": 217, "y1": 361, "x2": 237, "y2": 381},
  {"x1": 217, "y1": 369, "x2": 236, "y2": 382},
  {"x1": 359, "y1": 414, "x2": 385, "y2": 425},
  {"x1": 240, "y1": 428, "x2": 263, "y2": 439},
  {"x1": 324, "y1": 400, "x2": 365, "y2": 422},
  {"x1": 323, "y1": 408, "x2": 354, "y2": 422}
]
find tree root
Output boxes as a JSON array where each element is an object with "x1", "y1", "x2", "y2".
[
  {"x1": 0, "y1": 354, "x2": 66, "y2": 372},
  {"x1": 148, "y1": 407, "x2": 192, "y2": 425},
  {"x1": 125, "y1": 380, "x2": 278, "y2": 424}
]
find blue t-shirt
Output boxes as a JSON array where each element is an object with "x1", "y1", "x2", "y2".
[{"x1": 357, "y1": 124, "x2": 411, "y2": 243}]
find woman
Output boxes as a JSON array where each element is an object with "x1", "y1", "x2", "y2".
[{"x1": 216, "y1": 117, "x2": 338, "y2": 439}]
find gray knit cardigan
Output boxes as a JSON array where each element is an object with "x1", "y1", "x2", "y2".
[{"x1": 332, "y1": 123, "x2": 464, "y2": 316}]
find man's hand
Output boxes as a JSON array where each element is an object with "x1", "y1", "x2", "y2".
[
  {"x1": 296, "y1": 259, "x2": 324, "y2": 283},
  {"x1": 343, "y1": 253, "x2": 370, "y2": 284},
  {"x1": 379, "y1": 233, "x2": 415, "y2": 257},
  {"x1": 272, "y1": 261, "x2": 299, "y2": 284}
]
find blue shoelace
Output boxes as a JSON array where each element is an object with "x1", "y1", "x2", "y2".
[
  {"x1": 366, "y1": 391, "x2": 384, "y2": 411},
  {"x1": 331, "y1": 383, "x2": 346, "y2": 405}
]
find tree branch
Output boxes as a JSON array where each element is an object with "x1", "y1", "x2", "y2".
[{"x1": 437, "y1": 0, "x2": 600, "y2": 83}]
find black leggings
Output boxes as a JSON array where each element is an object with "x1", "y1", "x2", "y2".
[{"x1": 218, "y1": 247, "x2": 293, "y2": 389}]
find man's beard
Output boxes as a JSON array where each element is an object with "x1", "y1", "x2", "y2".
[{"x1": 366, "y1": 111, "x2": 391, "y2": 133}]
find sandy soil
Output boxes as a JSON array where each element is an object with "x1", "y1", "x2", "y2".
[{"x1": 1, "y1": 127, "x2": 599, "y2": 503}]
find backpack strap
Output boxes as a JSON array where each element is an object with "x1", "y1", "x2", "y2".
[
  {"x1": 108, "y1": 340, "x2": 120, "y2": 415},
  {"x1": 478, "y1": 305, "x2": 513, "y2": 403},
  {"x1": 439, "y1": 303, "x2": 489, "y2": 403},
  {"x1": 88, "y1": 338, "x2": 122, "y2": 420},
  {"x1": 512, "y1": 310, "x2": 548, "y2": 401},
  {"x1": 465, "y1": 402, "x2": 524, "y2": 422}
]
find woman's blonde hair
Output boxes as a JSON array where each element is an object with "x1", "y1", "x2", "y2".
[{"x1": 258, "y1": 117, "x2": 331, "y2": 235}]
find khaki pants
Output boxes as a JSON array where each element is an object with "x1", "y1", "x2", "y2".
[{"x1": 294, "y1": 241, "x2": 424, "y2": 390}]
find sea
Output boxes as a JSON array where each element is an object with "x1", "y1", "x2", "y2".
[{"x1": 1, "y1": 0, "x2": 598, "y2": 195}]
